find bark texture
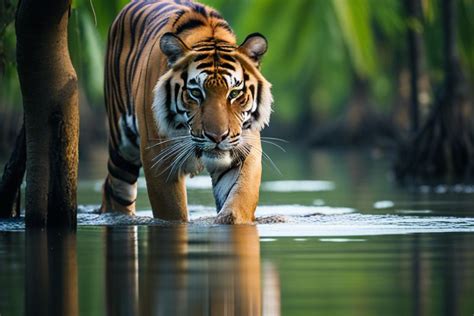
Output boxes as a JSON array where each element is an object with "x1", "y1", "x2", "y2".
[
  {"x1": 0, "y1": 124, "x2": 25, "y2": 218},
  {"x1": 16, "y1": 0, "x2": 79, "y2": 228}
]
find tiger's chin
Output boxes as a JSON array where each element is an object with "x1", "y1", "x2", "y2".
[{"x1": 201, "y1": 149, "x2": 232, "y2": 172}]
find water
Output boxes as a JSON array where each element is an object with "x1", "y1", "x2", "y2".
[{"x1": 1, "y1": 148, "x2": 474, "y2": 315}]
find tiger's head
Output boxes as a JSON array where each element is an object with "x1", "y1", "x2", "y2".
[{"x1": 152, "y1": 32, "x2": 272, "y2": 168}]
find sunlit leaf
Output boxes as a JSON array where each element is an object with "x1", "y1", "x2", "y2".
[{"x1": 332, "y1": 0, "x2": 378, "y2": 78}]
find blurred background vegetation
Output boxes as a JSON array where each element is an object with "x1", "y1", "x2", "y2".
[{"x1": 0, "y1": 0, "x2": 473, "y2": 158}]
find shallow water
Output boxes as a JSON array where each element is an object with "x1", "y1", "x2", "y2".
[{"x1": 1, "y1": 148, "x2": 474, "y2": 315}]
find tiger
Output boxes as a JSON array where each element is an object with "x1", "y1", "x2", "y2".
[{"x1": 100, "y1": 0, "x2": 273, "y2": 224}]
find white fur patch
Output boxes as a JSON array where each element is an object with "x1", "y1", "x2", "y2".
[
  {"x1": 118, "y1": 115, "x2": 141, "y2": 165},
  {"x1": 251, "y1": 79, "x2": 273, "y2": 131},
  {"x1": 152, "y1": 70, "x2": 180, "y2": 137},
  {"x1": 202, "y1": 151, "x2": 232, "y2": 173},
  {"x1": 212, "y1": 166, "x2": 241, "y2": 211}
]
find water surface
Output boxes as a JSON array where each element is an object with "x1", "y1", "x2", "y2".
[{"x1": 1, "y1": 148, "x2": 474, "y2": 315}]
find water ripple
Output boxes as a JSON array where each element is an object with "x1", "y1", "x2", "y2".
[{"x1": 1, "y1": 205, "x2": 473, "y2": 236}]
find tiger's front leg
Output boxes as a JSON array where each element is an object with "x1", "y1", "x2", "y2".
[
  {"x1": 141, "y1": 140, "x2": 189, "y2": 222},
  {"x1": 211, "y1": 135, "x2": 262, "y2": 224}
]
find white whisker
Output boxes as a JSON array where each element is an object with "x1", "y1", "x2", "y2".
[
  {"x1": 145, "y1": 135, "x2": 190, "y2": 149},
  {"x1": 244, "y1": 142, "x2": 282, "y2": 175},
  {"x1": 150, "y1": 140, "x2": 192, "y2": 170},
  {"x1": 242, "y1": 136, "x2": 286, "y2": 152},
  {"x1": 158, "y1": 142, "x2": 195, "y2": 180}
]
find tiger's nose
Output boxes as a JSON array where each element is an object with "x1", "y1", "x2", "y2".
[{"x1": 204, "y1": 130, "x2": 230, "y2": 144}]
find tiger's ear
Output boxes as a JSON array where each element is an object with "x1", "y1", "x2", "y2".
[
  {"x1": 238, "y1": 33, "x2": 268, "y2": 65},
  {"x1": 160, "y1": 33, "x2": 190, "y2": 65}
]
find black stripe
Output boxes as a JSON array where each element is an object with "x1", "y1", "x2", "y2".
[
  {"x1": 174, "y1": 83, "x2": 181, "y2": 111},
  {"x1": 192, "y1": 3, "x2": 208, "y2": 17},
  {"x1": 128, "y1": 5, "x2": 150, "y2": 80},
  {"x1": 180, "y1": 70, "x2": 188, "y2": 83},
  {"x1": 114, "y1": 9, "x2": 126, "y2": 115},
  {"x1": 215, "y1": 22, "x2": 233, "y2": 34},
  {"x1": 123, "y1": 2, "x2": 149, "y2": 113},
  {"x1": 196, "y1": 62, "x2": 213, "y2": 69},
  {"x1": 218, "y1": 69, "x2": 232, "y2": 77},
  {"x1": 117, "y1": 2, "x2": 144, "y2": 113},
  {"x1": 252, "y1": 109, "x2": 260, "y2": 122},
  {"x1": 109, "y1": 144, "x2": 140, "y2": 176},
  {"x1": 104, "y1": 178, "x2": 136, "y2": 206},
  {"x1": 134, "y1": 7, "x2": 173, "y2": 63},
  {"x1": 164, "y1": 79, "x2": 177, "y2": 125},
  {"x1": 192, "y1": 39, "x2": 215, "y2": 47},
  {"x1": 219, "y1": 62, "x2": 235, "y2": 71},
  {"x1": 176, "y1": 19, "x2": 205, "y2": 34},
  {"x1": 175, "y1": 86, "x2": 188, "y2": 115},
  {"x1": 187, "y1": 113, "x2": 196, "y2": 124},
  {"x1": 151, "y1": 2, "x2": 174, "y2": 14},
  {"x1": 249, "y1": 85, "x2": 255, "y2": 100},
  {"x1": 257, "y1": 81, "x2": 263, "y2": 108},
  {"x1": 193, "y1": 54, "x2": 209, "y2": 62},
  {"x1": 172, "y1": 9, "x2": 186, "y2": 27},
  {"x1": 194, "y1": 46, "x2": 215, "y2": 52},
  {"x1": 131, "y1": 16, "x2": 171, "y2": 80},
  {"x1": 220, "y1": 54, "x2": 236, "y2": 63},
  {"x1": 209, "y1": 10, "x2": 223, "y2": 20},
  {"x1": 108, "y1": 160, "x2": 138, "y2": 185}
]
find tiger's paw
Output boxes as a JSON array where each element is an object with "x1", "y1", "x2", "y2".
[{"x1": 214, "y1": 209, "x2": 254, "y2": 225}]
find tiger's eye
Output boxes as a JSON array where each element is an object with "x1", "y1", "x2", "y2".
[
  {"x1": 189, "y1": 89, "x2": 202, "y2": 99},
  {"x1": 229, "y1": 89, "x2": 242, "y2": 99}
]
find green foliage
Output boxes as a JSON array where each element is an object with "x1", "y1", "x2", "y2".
[
  {"x1": 0, "y1": 0, "x2": 20, "y2": 109},
  {"x1": 0, "y1": 0, "x2": 473, "y2": 124},
  {"x1": 332, "y1": 0, "x2": 378, "y2": 79},
  {"x1": 69, "y1": 0, "x2": 122, "y2": 103},
  {"x1": 458, "y1": 0, "x2": 474, "y2": 80},
  {"x1": 69, "y1": 7, "x2": 105, "y2": 102}
]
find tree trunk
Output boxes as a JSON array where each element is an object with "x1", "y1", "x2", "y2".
[
  {"x1": 0, "y1": 124, "x2": 25, "y2": 218},
  {"x1": 310, "y1": 74, "x2": 398, "y2": 147},
  {"x1": 405, "y1": 0, "x2": 422, "y2": 133},
  {"x1": 16, "y1": 0, "x2": 79, "y2": 228},
  {"x1": 395, "y1": 0, "x2": 474, "y2": 183}
]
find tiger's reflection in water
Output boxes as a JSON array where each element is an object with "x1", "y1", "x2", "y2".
[{"x1": 105, "y1": 225, "x2": 281, "y2": 316}]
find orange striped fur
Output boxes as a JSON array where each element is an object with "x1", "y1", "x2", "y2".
[{"x1": 101, "y1": 0, "x2": 272, "y2": 224}]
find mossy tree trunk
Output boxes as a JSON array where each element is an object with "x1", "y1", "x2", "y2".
[
  {"x1": 395, "y1": 0, "x2": 474, "y2": 183},
  {"x1": 16, "y1": 0, "x2": 79, "y2": 228}
]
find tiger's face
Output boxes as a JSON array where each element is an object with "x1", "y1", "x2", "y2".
[{"x1": 153, "y1": 33, "x2": 272, "y2": 169}]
